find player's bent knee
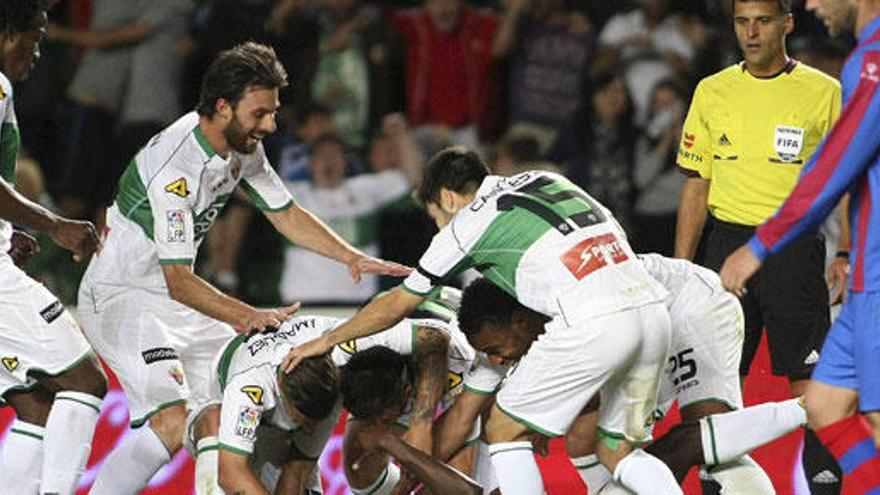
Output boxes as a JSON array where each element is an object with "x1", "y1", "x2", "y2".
[
  {"x1": 149, "y1": 404, "x2": 188, "y2": 452},
  {"x1": 46, "y1": 355, "x2": 109, "y2": 399},
  {"x1": 5, "y1": 388, "x2": 53, "y2": 426},
  {"x1": 594, "y1": 431, "x2": 633, "y2": 472},
  {"x1": 193, "y1": 405, "x2": 221, "y2": 440}
]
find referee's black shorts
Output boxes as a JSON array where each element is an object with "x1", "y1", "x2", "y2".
[{"x1": 700, "y1": 217, "x2": 830, "y2": 380}]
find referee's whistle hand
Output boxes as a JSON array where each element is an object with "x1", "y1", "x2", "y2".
[{"x1": 719, "y1": 245, "x2": 762, "y2": 298}]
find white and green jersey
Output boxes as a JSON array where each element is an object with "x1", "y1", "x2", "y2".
[
  {"x1": 0, "y1": 71, "x2": 21, "y2": 255},
  {"x1": 85, "y1": 112, "x2": 293, "y2": 292},
  {"x1": 215, "y1": 313, "x2": 475, "y2": 455},
  {"x1": 280, "y1": 170, "x2": 410, "y2": 303},
  {"x1": 403, "y1": 171, "x2": 668, "y2": 323}
]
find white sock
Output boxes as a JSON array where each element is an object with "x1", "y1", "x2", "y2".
[
  {"x1": 40, "y1": 391, "x2": 102, "y2": 495},
  {"x1": 571, "y1": 454, "x2": 613, "y2": 493},
  {"x1": 194, "y1": 437, "x2": 222, "y2": 495},
  {"x1": 90, "y1": 425, "x2": 170, "y2": 494},
  {"x1": 612, "y1": 449, "x2": 682, "y2": 494},
  {"x1": 350, "y1": 463, "x2": 400, "y2": 495},
  {"x1": 0, "y1": 420, "x2": 44, "y2": 494},
  {"x1": 708, "y1": 455, "x2": 774, "y2": 494},
  {"x1": 700, "y1": 398, "x2": 806, "y2": 465},
  {"x1": 488, "y1": 441, "x2": 545, "y2": 495}
]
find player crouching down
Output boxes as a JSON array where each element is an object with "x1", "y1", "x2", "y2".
[{"x1": 185, "y1": 305, "x2": 477, "y2": 494}]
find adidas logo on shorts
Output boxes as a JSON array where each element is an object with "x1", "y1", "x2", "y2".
[
  {"x1": 804, "y1": 350, "x2": 819, "y2": 365},
  {"x1": 812, "y1": 469, "x2": 839, "y2": 484}
]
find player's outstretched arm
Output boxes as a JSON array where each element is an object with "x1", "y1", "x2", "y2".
[
  {"x1": 0, "y1": 179, "x2": 99, "y2": 260},
  {"x1": 404, "y1": 327, "x2": 451, "y2": 455},
  {"x1": 362, "y1": 424, "x2": 482, "y2": 495},
  {"x1": 218, "y1": 449, "x2": 271, "y2": 495},
  {"x1": 162, "y1": 264, "x2": 300, "y2": 331},
  {"x1": 265, "y1": 204, "x2": 411, "y2": 282},
  {"x1": 283, "y1": 286, "x2": 423, "y2": 371}
]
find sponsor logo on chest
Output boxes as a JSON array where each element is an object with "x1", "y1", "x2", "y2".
[{"x1": 560, "y1": 233, "x2": 629, "y2": 280}]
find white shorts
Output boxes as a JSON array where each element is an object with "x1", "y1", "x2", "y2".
[
  {"x1": 78, "y1": 280, "x2": 234, "y2": 426},
  {"x1": 496, "y1": 302, "x2": 671, "y2": 443},
  {"x1": 657, "y1": 282, "x2": 744, "y2": 414},
  {"x1": 0, "y1": 255, "x2": 92, "y2": 403}
]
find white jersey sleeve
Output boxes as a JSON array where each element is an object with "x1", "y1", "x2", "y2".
[
  {"x1": 463, "y1": 353, "x2": 509, "y2": 395},
  {"x1": 218, "y1": 370, "x2": 278, "y2": 456},
  {"x1": 239, "y1": 145, "x2": 294, "y2": 212},
  {"x1": 403, "y1": 226, "x2": 471, "y2": 295},
  {"x1": 144, "y1": 159, "x2": 199, "y2": 265}
]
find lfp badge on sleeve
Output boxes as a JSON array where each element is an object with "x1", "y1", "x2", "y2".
[{"x1": 774, "y1": 125, "x2": 804, "y2": 163}]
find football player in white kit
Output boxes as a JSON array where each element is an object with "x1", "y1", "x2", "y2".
[
  {"x1": 286, "y1": 148, "x2": 682, "y2": 494},
  {"x1": 442, "y1": 271, "x2": 808, "y2": 494},
  {"x1": 76, "y1": 42, "x2": 409, "y2": 494},
  {"x1": 186, "y1": 308, "x2": 475, "y2": 494},
  {"x1": 0, "y1": 3, "x2": 107, "y2": 494}
]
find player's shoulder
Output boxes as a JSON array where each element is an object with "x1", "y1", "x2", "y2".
[
  {"x1": 696, "y1": 64, "x2": 742, "y2": 89},
  {"x1": 0, "y1": 71, "x2": 12, "y2": 103},
  {"x1": 791, "y1": 61, "x2": 841, "y2": 92},
  {"x1": 137, "y1": 112, "x2": 209, "y2": 174}
]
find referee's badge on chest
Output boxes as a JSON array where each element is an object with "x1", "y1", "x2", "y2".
[{"x1": 774, "y1": 125, "x2": 805, "y2": 163}]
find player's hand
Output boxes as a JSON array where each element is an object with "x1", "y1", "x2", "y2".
[
  {"x1": 282, "y1": 334, "x2": 332, "y2": 372},
  {"x1": 241, "y1": 303, "x2": 300, "y2": 332},
  {"x1": 8, "y1": 230, "x2": 39, "y2": 266},
  {"x1": 719, "y1": 245, "x2": 762, "y2": 298},
  {"x1": 529, "y1": 431, "x2": 549, "y2": 457},
  {"x1": 347, "y1": 255, "x2": 412, "y2": 283},
  {"x1": 827, "y1": 255, "x2": 850, "y2": 305},
  {"x1": 391, "y1": 472, "x2": 420, "y2": 495},
  {"x1": 50, "y1": 218, "x2": 100, "y2": 262}
]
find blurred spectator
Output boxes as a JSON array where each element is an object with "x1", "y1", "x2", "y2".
[
  {"x1": 570, "y1": 72, "x2": 636, "y2": 230},
  {"x1": 279, "y1": 114, "x2": 422, "y2": 304},
  {"x1": 268, "y1": 0, "x2": 405, "y2": 151},
  {"x1": 491, "y1": 131, "x2": 561, "y2": 176},
  {"x1": 388, "y1": 0, "x2": 498, "y2": 153},
  {"x1": 275, "y1": 101, "x2": 334, "y2": 181},
  {"x1": 596, "y1": 0, "x2": 695, "y2": 124},
  {"x1": 492, "y1": 0, "x2": 594, "y2": 163},
  {"x1": 51, "y1": 0, "x2": 189, "y2": 226},
  {"x1": 631, "y1": 78, "x2": 687, "y2": 256}
]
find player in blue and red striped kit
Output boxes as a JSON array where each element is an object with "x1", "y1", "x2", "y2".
[{"x1": 721, "y1": 1, "x2": 880, "y2": 491}]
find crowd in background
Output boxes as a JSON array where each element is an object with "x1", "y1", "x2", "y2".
[{"x1": 11, "y1": 0, "x2": 854, "y2": 306}]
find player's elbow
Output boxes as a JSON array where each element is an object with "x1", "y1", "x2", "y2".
[{"x1": 217, "y1": 458, "x2": 244, "y2": 492}]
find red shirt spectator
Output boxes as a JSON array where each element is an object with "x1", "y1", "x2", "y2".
[{"x1": 388, "y1": 0, "x2": 497, "y2": 128}]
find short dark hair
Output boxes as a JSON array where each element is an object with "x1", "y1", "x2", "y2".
[
  {"x1": 458, "y1": 278, "x2": 525, "y2": 337},
  {"x1": 312, "y1": 132, "x2": 347, "y2": 152},
  {"x1": 295, "y1": 101, "x2": 332, "y2": 127},
  {"x1": 733, "y1": 0, "x2": 791, "y2": 14},
  {"x1": 497, "y1": 135, "x2": 543, "y2": 164},
  {"x1": 0, "y1": 0, "x2": 46, "y2": 34},
  {"x1": 280, "y1": 355, "x2": 339, "y2": 422},
  {"x1": 196, "y1": 42, "x2": 288, "y2": 117},
  {"x1": 415, "y1": 146, "x2": 489, "y2": 207},
  {"x1": 340, "y1": 346, "x2": 412, "y2": 419}
]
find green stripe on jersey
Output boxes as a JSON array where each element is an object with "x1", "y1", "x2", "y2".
[
  {"x1": 217, "y1": 333, "x2": 248, "y2": 390},
  {"x1": 115, "y1": 159, "x2": 155, "y2": 238},
  {"x1": 193, "y1": 124, "x2": 216, "y2": 158},
  {"x1": 0, "y1": 122, "x2": 20, "y2": 182},
  {"x1": 454, "y1": 176, "x2": 598, "y2": 297}
]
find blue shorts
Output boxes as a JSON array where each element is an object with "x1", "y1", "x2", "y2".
[{"x1": 812, "y1": 291, "x2": 880, "y2": 412}]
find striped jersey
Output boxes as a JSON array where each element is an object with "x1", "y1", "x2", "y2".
[
  {"x1": 403, "y1": 171, "x2": 667, "y2": 323},
  {"x1": 84, "y1": 112, "x2": 293, "y2": 292},
  {"x1": 216, "y1": 314, "x2": 474, "y2": 456},
  {"x1": 0, "y1": 71, "x2": 21, "y2": 254},
  {"x1": 750, "y1": 16, "x2": 880, "y2": 293}
]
